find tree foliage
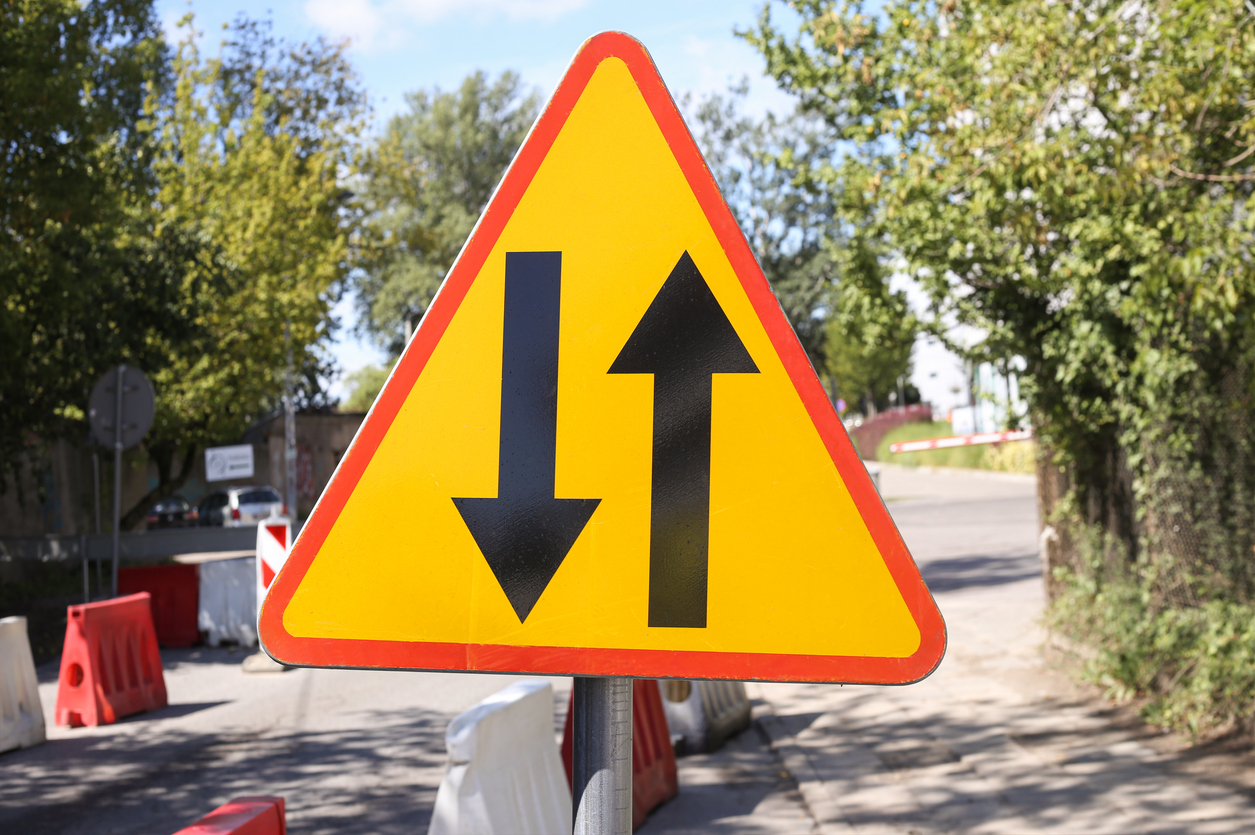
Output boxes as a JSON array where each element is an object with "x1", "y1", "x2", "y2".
[
  {"x1": 121, "y1": 17, "x2": 367, "y2": 526},
  {"x1": 745, "y1": 0, "x2": 1255, "y2": 732},
  {"x1": 341, "y1": 363, "x2": 391, "y2": 413},
  {"x1": 356, "y1": 71, "x2": 540, "y2": 354},
  {"x1": 0, "y1": 0, "x2": 174, "y2": 479},
  {"x1": 823, "y1": 242, "x2": 915, "y2": 413},
  {"x1": 686, "y1": 83, "x2": 915, "y2": 410},
  {"x1": 686, "y1": 83, "x2": 838, "y2": 364}
]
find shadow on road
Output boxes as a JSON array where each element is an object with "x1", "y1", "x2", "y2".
[
  {"x1": 919, "y1": 552, "x2": 1041, "y2": 592},
  {"x1": 0, "y1": 706, "x2": 451, "y2": 835}
]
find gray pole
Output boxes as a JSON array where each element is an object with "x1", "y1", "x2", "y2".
[
  {"x1": 111, "y1": 364, "x2": 125, "y2": 598},
  {"x1": 92, "y1": 450, "x2": 101, "y2": 600},
  {"x1": 572, "y1": 676, "x2": 633, "y2": 835},
  {"x1": 81, "y1": 534, "x2": 89, "y2": 603},
  {"x1": 284, "y1": 323, "x2": 297, "y2": 520},
  {"x1": 92, "y1": 451, "x2": 101, "y2": 533}
]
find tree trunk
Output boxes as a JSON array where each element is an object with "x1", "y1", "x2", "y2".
[{"x1": 120, "y1": 445, "x2": 199, "y2": 530}]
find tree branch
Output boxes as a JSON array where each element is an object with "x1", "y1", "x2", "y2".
[
  {"x1": 120, "y1": 445, "x2": 200, "y2": 530},
  {"x1": 1168, "y1": 165, "x2": 1255, "y2": 183},
  {"x1": 1223, "y1": 143, "x2": 1255, "y2": 167}
]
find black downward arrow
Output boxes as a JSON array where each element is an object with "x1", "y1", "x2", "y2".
[
  {"x1": 609, "y1": 252, "x2": 759, "y2": 628},
  {"x1": 454, "y1": 252, "x2": 600, "y2": 623}
]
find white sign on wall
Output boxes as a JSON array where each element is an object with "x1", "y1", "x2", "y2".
[{"x1": 205, "y1": 444, "x2": 255, "y2": 482}]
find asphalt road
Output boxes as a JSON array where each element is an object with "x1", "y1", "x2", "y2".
[{"x1": 3, "y1": 464, "x2": 1249, "y2": 833}]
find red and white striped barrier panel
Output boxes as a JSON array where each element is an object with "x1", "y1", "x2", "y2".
[
  {"x1": 889, "y1": 429, "x2": 1032, "y2": 454},
  {"x1": 256, "y1": 515, "x2": 291, "y2": 611}
]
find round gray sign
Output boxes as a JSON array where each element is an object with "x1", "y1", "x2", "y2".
[{"x1": 88, "y1": 365, "x2": 155, "y2": 449}]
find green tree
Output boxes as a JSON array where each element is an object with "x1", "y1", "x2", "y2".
[
  {"x1": 341, "y1": 364, "x2": 390, "y2": 412},
  {"x1": 0, "y1": 0, "x2": 181, "y2": 485},
  {"x1": 119, "y1": 17, "x2": 367, "y2": 527},
  {"x1": 686, "y1": 83, "x2": 839, "y2": 365},
  {"x1": 687, "y1": 82, "x2": 916, "y2": 408},
  {"x1": 356, "y1": 71, "x2": 541, "y2": 353},
  {"x1": 823, "y1": 243, "x2": 915, "y2": 414},
  {"x1": 745, "y1": 0, "x2": 1255, "y2": 730}
]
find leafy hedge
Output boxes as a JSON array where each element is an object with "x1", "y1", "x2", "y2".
[{"x1": 1051, "y1": 536, "x2": 1255, "y2": 738}]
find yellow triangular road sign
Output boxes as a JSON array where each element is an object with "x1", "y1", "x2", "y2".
[{"x1": 260, "y1": 32, "x2": 945, "y2": 683}]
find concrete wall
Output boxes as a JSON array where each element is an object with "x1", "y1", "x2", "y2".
[
  {"x1": 245, "y1": 413, "x2": 364, "y2": 520},
  {"x1": 0, "y1": 412, "x2": 366, "y2": 537}
]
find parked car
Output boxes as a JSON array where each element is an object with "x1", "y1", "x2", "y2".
[
  {"x1": 145, "y1": 496, "x2": 195, "y2": 529},
  {"x1": 197, "y1": 485, "x2": 284, "y2": 527}
]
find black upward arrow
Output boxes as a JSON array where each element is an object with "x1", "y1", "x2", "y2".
[
  {"x1": 609, "y1": 252, "x2": 759, "y2": 628},
  {"x1": 454, "y1": 252, "x2": 600, "y2": 623}
]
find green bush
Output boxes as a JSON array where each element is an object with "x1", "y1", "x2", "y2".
[{"x1": 1051, "y1": 533, "x2": 1255, "y2": 738}]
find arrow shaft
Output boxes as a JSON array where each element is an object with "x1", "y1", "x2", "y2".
[
  {"x1": 609, "y1": 252, "x2": 759, "y2": 629},
  {"x1": 499, "y1": 251, "x2": 562, "y2": 496},
  {"x1": 454, "y1": 251, "x2": 600, "y2": 624},
  {"x1": 648, "y1": 375, "x2": 713, "y2": 628}
]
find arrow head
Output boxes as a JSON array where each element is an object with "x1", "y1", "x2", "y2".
[
  {"x1": 453, "y1": 495, "x2": 600, "y2": 622},
  {"x1": 609, "y1": 251, "x2": 758, "y2": 379}
]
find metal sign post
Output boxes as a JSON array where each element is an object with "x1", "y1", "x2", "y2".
[
  {"x1": 572, "y1": 677, "x2": 632, "y2": 835},
  {"x1": 283, "y1": 323, "x2": 297, "y2": 521},
  {"x1": 88, "y1": 364, "x2": 155, "y2": 598},
  {"x1": 111, "y1": 365, "x2": 124, "y2": 597}
]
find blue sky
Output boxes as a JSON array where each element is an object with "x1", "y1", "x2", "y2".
[
  {"x1": 154, "y1": 0, "x2": 970, "y2": 412},
  {"x1": 156, "y1": 0, "x2": 804, "y2": 396}
]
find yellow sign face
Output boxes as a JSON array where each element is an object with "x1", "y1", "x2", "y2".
[{"x1": 260, "y1": 33, "x2": 945, "y2": 683}]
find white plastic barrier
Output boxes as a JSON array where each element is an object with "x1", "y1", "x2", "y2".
[
  {"x1": 864, "y1": 461, "x2": 882, "y2": 493},
  {"x1": 428, "y1": 680, "x2": 570, "y2": 835},
  {"x1": 0, "y1": 616, "x2": 46, "y2": 752},
  {"x1": 198, "y1": 558, "x2": 257, "y2": 646},
  {"x1": 659, "y1": 679, "x2": 751, "y2": 755}
]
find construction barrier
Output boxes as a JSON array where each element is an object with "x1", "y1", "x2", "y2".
[
  {"x1": 198, "y1": 558, "x2": 257, "y2": 647},
  {"x1": 173, "y1": 796, "x2": 285, "y2": 835},
  {"x1": 888, "y1": 428, "x2": 1033, "y2": 454},
  {"x1": 118, "y1": 564, "x2": 200, "y2": 648},
  {"x1": 864, "y1": 461, "x2": 882, "y2": 493},
  {"x1": 658, "y1": 679, "x2": 751, "y2": 755},
  {"x1": 0, "y1": 616, "x2": 46, "y2": 752},
  {"x1": 54, "y1": 592, "x2": 167, "y2": 727},
  {"x1": 255, "y1": 516, "x2": 291, "y2": 617},
  {"x1": 428, "y1": 680, "x2": 570, "y2": 835},
  {"x1": 561, "y1": 679, "x2": 678, "y2": 830}
]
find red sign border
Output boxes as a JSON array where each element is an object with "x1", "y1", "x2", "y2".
[{"x1": 260, "y1": 31, "x2": 946, "y2": 684}]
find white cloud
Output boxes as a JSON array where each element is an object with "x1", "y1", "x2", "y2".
[
  {"x1": 305, "y1": 0, "x2": 590, "y2": 50},
  {"x1": 677, "y1": 34, "x2": 792, "y2": 118},
  {"x1": 396, "y1": 0, "x2": 589, "y2": 22},
  {"x1": 305, "y1": 0, "x2": 394, "y2": 51}
]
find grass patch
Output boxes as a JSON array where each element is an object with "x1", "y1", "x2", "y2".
[{"x1": 877, "y1": 420, "x2": 1036, "y2": 473}]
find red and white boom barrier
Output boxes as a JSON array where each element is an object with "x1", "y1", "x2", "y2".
[{"x1": 889, "y1": 429, "x2": 1032, "y2": 454}]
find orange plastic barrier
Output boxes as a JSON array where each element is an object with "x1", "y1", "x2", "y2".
[
  {"x1": 54, "y1": 592, "x2": 168, "y2": 727},
  {"x1": 119, "y1": 565, "x2": 200, "y2": 648},
  {"x1": 173, "y1": 796, "x2": 285, "y2": 835},
  {"x1": 629, "y1": 677, "x2": 678, "y2": 828},
  {"x1": 561, "y1": 679, "x2": 678, "y2": 830}
]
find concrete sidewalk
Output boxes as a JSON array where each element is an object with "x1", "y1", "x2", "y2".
[{"x1": 743, "y1": 464, "x2": 1253, "y2": 834}]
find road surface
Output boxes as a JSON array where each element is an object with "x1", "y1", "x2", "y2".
[{"x1": 2, "y1": 464, "x2": 1251, "y2": 833}]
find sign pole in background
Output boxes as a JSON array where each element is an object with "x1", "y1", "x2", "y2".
[
  {"x1": 572, "y1": 676, "x2": 632, "y2": 835},
  {"x1": 88, "y1": 364, "x2": 155, "y2": 598},
  {"x1": 111, "y1": 365, "x2": 124, "y2": 597}
]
